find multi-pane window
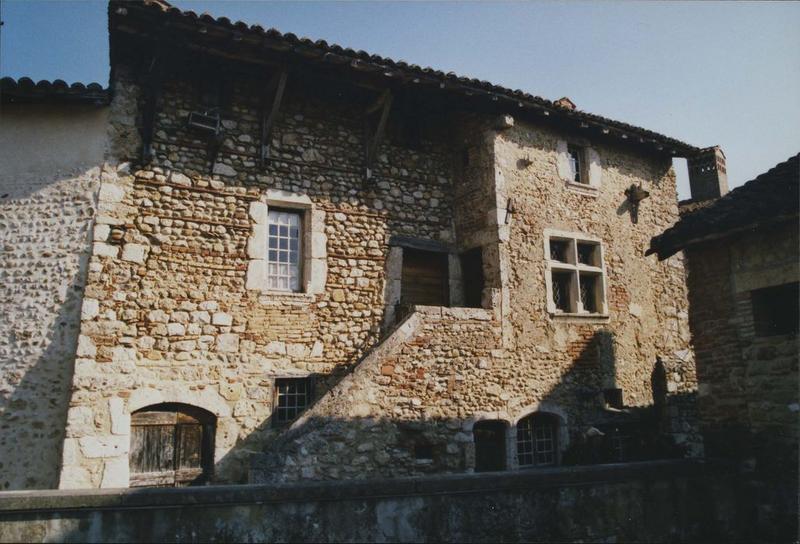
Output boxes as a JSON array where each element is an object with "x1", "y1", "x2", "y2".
[
  {"x1": 517, "y1": 413, "x2": 558, "y2": 467},
  {"x1": 267, "y1": 209, "x2": 302, "y2": 292},
  {"x1": 545, "y1": 232, "x2": 607, "y2": 315},
  {"x1": 567, "y1": 144, "x2": 585, "y2": 184},
  {"x1": 273, "y1": 377, "x2": 313, "y2": 425}
]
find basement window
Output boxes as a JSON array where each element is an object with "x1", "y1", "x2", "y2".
[
  {"x1": 414, "y1": 442, "x2": 435, "y2": 463},
  {"x1": 516, "y1": 413, "x2": 559, "y2": 468},
  {"x1": 273, "y1": 377, "x2": 313, "y2": 425},
  {"x1": 751, "y1": 282, "x2": 799, "y2": 337},
  {"x1": 545, "y1": 231, "x2": 607, "y2": 316}
]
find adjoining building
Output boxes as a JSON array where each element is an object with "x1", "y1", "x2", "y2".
[
  {"x1": 649, "y1": 153, "x2": 799, "y2": 473},
  {"x1": 3, "y1": 0, "x2": 718, "y2": 490}
]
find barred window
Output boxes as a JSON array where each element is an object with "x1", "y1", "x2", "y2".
[
  {"x1": 545, "y1": 231, "x2": 607, "y2": 316},
  {"x1": 516, "y1": 413, "x2": 559, "y2": 467},
  {"x1": 267, "y1": 209, "x2": 302, "y2": 292},
  {"x1": 273, "y1": 377, "x2": 313, "y2": 425}
]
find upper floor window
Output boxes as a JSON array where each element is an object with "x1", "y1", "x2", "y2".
[
  {"x1": 273, "y1": 377, "x2": 313, "y2": 425},
  {"x1": 751, "y1": 282, "x2": 799, "y2": 337},
  {"x1": 516, "y1": 413, "x2": 559, "y2": 467},
  {"x1": 267, "y1": 209, "x2": 303, "y2": 292},
  {"x1": 567, "y1": 144, "x2": 585, "y2": 184},
  {"x1": 544, "y1": 231, "x2": 607, "y2": 316}
]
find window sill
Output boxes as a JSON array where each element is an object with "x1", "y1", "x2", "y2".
[
  {"x1": 549, "y1": 311, "x2": 610, "y2": 322},
  {"x1": 257, "y1": 290, "x2": 316, "y2": 304},
  {"x1": 565, "y1": 180, "x2": 599, "y2": 196}
]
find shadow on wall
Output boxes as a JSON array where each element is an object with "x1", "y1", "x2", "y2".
[
  {"x1": 235, "y1": 328, "x2": 698, "y2": 485},
  {"x1": 0, "y1": 170, "x2": 98, "y2": 490}
]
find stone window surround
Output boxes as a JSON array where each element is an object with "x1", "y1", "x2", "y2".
[
  {"x1": 246, "y1": 189, "x2": 327, "y2": 297},
  {"x1": 463, "y1": 404, "x2": 570, "y2": 471},
  {"x1": 556, "y1": 139, "x2": 602, "y2": 196},
  {"x1": 543, "y1": 228, "x2": 609, "y2": 319}
]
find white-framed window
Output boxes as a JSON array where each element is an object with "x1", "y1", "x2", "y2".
[
  {"x1": 246, "y1": 189, "x2": 327, "y2": 296},
  {"x1": 544, "y1": 230, "x2": 608, "y2": 316},
  {"x1": 557, "y1": 140, "x2": 601, "y2": 192},
  {"x1": 267, "y1": 209, "x2": 303, "y2": 292}
]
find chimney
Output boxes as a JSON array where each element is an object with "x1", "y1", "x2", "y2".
[
  {"x1": 687, "y1": 146, "x2": 729, "y2": 201},
  {"x1": 554, "y1": 96, "x2": 576, "y2": 111}
]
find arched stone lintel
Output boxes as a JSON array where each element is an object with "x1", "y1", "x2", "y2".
[{"x1": 127, "y1": 386, "x2": 232, "y2": 418}]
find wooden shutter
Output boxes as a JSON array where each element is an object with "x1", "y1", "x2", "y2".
[{"x1": 401, "y1": 249, "x2": 449, "y2": 306}]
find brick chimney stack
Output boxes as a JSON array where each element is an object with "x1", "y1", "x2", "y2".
[{"x1": 687, "y1": 146, "x2": 729, "y2": 201}]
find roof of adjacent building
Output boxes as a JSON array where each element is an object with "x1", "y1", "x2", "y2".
[
  {"x1": 0, "y1": 77, "x2": 110, "y2": 105},
  {"x1": 647, "y1": 153, "x2": 800, "y2": 260},
  {"x1": 110, "y1": 0, "x2": 703, "y2": 157}
]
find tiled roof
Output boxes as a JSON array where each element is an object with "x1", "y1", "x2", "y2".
[
  {"x1": 111, "y1": 0, "x2": 702, "y2": 157},
  {"x1": 647, "y1": 154, "x2": 800, "y2": 260},
  {"x1": 0, "y1": 77, "x2": 109, "y2": 105}
]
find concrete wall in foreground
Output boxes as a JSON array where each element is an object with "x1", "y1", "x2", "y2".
[
  {"x1": 0, "y1": 103, "x2": 109, "y2": 490},
  {"x1": 0, "y1": 461, "x2": 769, "y2": 543}
]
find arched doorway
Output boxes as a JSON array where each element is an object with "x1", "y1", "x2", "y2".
[
  {"x1": 473, "y1": 420, "x2": 507, "y2": 472},
  {"x1": 129, "y1": 403, "x2": 216, "y2": 487}
]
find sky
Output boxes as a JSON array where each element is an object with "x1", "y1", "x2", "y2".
[{"x1": 1, "y1": 1, "x2": 798, "y2": 199}]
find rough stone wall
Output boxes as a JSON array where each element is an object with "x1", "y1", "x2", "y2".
[
  {"x1": 687, "y1": 222, "x2": 799, "y2": 474},
  {"x1": 60, "y1": 67, "x2": 459, "y2": 487},
  {"x1": 0, "y1": 104, "x2": 108, "y2": 490},
  {"x1": 494, "y1": 122, "x2": 699, "y2": 450}
]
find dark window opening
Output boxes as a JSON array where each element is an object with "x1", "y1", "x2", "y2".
[
  {"x1": 273, "y1": 377, "x2": 313, "y2": 425},
  {"x1": 473, "y1": 420, "x2": 507, "y2": 472},
  {"x1": 552, "y1": 271, "x2": 573, "y2": 312},
  {"x1": 517, "y1": 413, "x2": 559, "y2": 468},
  {"x1": 401, "y1": 248, "x2": 449, "y2": 307},
  {"x1": 130, "y1": 403, "x2": 215, "y2": 488},
  {"x1": 549, "y1": 239, "x2": 570, "y2": 263},
  {"x1": 414, "y1": 443, "x2": 434, "y2": 461},
  {"x1": 567, "y1": 144, "x2": 585, "y2": 184},
  {"x1": 579, "y1": 273, "x2": 601, "y2": 313},
  {"x1": 460, "y1": 247, "x2": 484, "y2": 308},
  {"x1": 577, "y1": 242, "x2": 599, "y2": 266},
  {"x1": 751, "y1": 282, "x2": 799, "y2": 337},
  {"x1": 604, "y1": 388, "x2": 624, "y2": 409}
]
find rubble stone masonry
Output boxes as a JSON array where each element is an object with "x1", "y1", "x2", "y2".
[{"x1": 48, "y1": 57, "x2": 698, "y2": 487}]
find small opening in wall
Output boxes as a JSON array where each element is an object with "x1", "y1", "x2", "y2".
[
  {"x1": 603, "y1": 388, "x2": 624, "y2": 409},
  {"x1": 414, "y1": 442, "x2": 434, "y2": 462},
  {"x1": 460, "y1": 247, "x2": 484, "y2": 309},
  {"x1": 751, "y1": 282, "x2": 799, "y2": 337}
]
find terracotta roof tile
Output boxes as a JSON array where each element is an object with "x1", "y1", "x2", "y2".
[
  {"x1": 1, "y1": 77, "x2": 109, "y2": 105},
  {"x1": 647, "y1": 154, "x2": 800, "y2": 259}
]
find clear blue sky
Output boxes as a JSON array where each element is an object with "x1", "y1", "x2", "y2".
[{"x1": 2, "y1": 1, "x2": 798, "y2": 199}]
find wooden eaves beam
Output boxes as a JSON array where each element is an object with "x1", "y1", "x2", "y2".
[
  {"x1": 364, "y1": 89, "x2": 393, "y2": 180},
  {"x1": 260, "y1": 70, "x2": 288, "y2": 166}
]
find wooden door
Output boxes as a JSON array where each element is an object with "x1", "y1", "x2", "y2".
[
  {"x1": 129, "y1": 405, "x2": 213, "y2": 487},
  {"x1": 401, "y1": 248, "x2": 449, "y2": 306}
]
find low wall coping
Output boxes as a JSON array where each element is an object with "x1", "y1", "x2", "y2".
[{"x1": 0, "y1": 460, "x2": 709, "y2": 515}]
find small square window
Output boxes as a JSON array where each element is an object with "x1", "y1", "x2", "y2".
[
  {"x1": 549, "y1": 239, "x2": 571, "y2": 263},
  {"x1": 414, "y1": 443, "x2": 434, "y2": 461},
  {"x1": 552, "y1": 271, "x2": 573, "y2": 313},
  {"x1": 751, "y1": 282, "x2": 799, "y2": 337},
  {"x1": 577, "y1": 242, "x2": 599, "y2": 266},
  {"x1": 273, "y1": 377, "x2": 313, "y2": 425}
]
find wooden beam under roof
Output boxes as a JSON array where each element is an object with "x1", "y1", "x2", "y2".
[{"x1": 260, "y1": 70, "x2": 288, "y2": 166}]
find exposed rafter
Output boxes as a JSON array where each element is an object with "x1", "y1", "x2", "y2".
[
  {"x1": 364, "y1": 89, "x2": 393, "y2": 180},
  {"x1": 259, "y1": 70, "x2": 288, "y2": 166}
]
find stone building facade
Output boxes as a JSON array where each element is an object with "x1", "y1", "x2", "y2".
[
  {"x1": 649, "y1": 155, "x2": 798, "y2": 465},
  {"x1": 3, "y1": 0, "x2": 710, "y2": 490},
  {"x1": 0, "y1": 79, "x2": 110, "y2": 490},
  {"x1": 648, "y1": 153, "x2": 799, "y2": 540}
]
